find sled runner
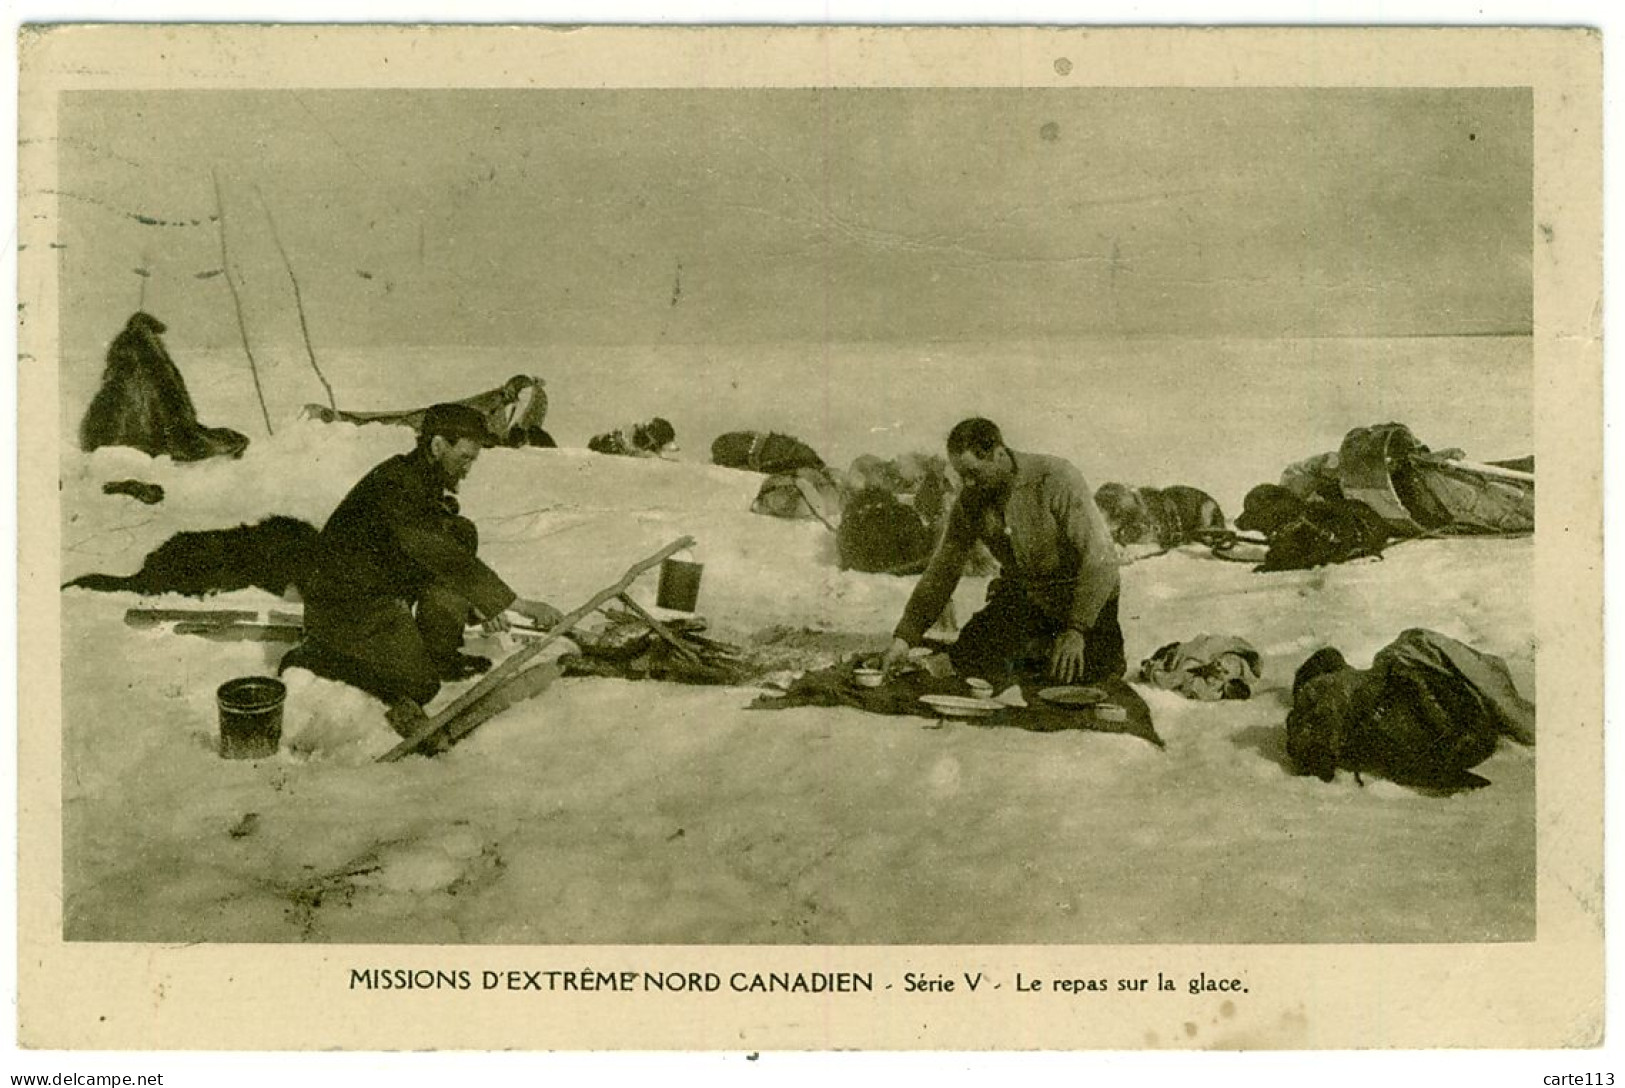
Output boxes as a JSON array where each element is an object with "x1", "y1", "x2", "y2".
[{"x1": 125, "y1": 607, "x2": 305, "y2": 642}]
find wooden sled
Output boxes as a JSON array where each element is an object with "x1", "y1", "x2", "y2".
[
  {"x1": 377, "y1": 536, "x2": 697, "y2": 762},
  {"x1": 301, "y1": 376, "x2": 548, "y2": 447},
  {"x1": 1337, "y1": 424, "x2": 1535, "y2": 537}
]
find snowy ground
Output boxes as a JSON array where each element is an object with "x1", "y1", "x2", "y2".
[{"x1": 57, "y1": 387, "x2": 1535, "y2": 945}]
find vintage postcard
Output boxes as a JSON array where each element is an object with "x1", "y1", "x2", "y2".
[{"x1": 15, "y1": 25, "x2": 1602, "y2": 1050}]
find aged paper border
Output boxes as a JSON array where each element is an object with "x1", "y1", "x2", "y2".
[{"x1": 15, "y1": 25, "x2": 1603, "y2": 1051}]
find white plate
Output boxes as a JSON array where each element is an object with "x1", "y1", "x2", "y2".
[
  {"x1": 1037, "y1": 685, "x2": 1109, "y2": 708},
  {"x1": 919, "y1": 694, "x2": 1005, "y2": 718}
]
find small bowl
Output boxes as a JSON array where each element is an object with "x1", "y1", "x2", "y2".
[
  {"x1": 965, "y1": 678, "x2": 994, "y2": 698},
  {"x1": 853, "y1": 668, "x2": 885, "y2": 688},
  {"x1": 1093, "y1": 702, "x2": 1129, "y2": 723}
]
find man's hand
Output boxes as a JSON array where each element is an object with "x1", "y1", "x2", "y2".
[
  {"x1": 512, "y1": 597, "x2": 564, "y2": 630},
  {"x1": 1049, "y1": 629, "x2": 1088, "y2": 684},
  {"x1": 880, "y1": 637, "x2": 913, "y2": 676}
]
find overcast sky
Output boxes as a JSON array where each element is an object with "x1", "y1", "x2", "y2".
[{"x1": 55, "y1": 87, "x2": 1531, "y2": 354}]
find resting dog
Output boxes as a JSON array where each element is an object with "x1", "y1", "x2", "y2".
[
  {"x1": 61, "y1": 515, "x2": 319, "y2": 598},
  {"x1": 1234, "y1": 484, "x2": 1390, "y2": 572},
  {"x1": 751, "y1": 466, "x2": 844, "y2": 527},
  {"x1": 844, "y1": 451, "x2": 997, "y2": 576},
  {"x1": 589, "y1": 417, "x2": 678, "y2": 458},
  {"x1": 711, "y1": 431, "x2": 826, "y2": 475},
  {"x1": 845, "y1": 453, "x2": 953, "y2": 527},
  {"x1": 837, "y1": 487, "x2": 935, "y2": 574},
  {"x1": 1094, "y1": 483, "x2": 1226, "y2": 549}
]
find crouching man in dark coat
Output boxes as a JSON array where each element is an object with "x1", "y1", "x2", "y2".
[
  {"x1": 281, "y1": 403, "x2": 562, "y2": 732},
  {"x1": 880, "y1": 418, "x2": 1126, "y2": 686}
]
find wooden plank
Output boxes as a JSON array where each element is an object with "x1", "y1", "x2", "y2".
[
  {"x1": 127, "y1": 607, "x2": 259, "y2": 627},
  {"x1": 1434, "y1": 458, "x2": 1536, "y2": 485},
  {"x1": 126, "y1": 607, "x2": 304, "y2": 628},
  {"x1": 172, "y1": 621, "x2": 303, "y2": 643}
]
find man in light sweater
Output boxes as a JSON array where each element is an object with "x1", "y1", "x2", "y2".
[{"x1": 881, "y1": 418, "x2": 1125, "y2": 686}]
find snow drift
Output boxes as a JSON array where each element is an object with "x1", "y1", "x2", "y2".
[{"x1": 56, "y1": 339, "x2": 1535, "y2": 944}]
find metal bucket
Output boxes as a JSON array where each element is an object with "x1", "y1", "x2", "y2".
[
  {"x1": 656, "y1": 558, "x2": 704, "y2": 612},
  {"x1": 217, "y1": 676, "x2": 286, "y2": 759}
]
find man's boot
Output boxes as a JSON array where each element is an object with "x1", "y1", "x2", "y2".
[
  {"x1": 385, "y1": 697, "x2": 430, "y2": 740},
  {"x1": 436, "y1": 652, "x2": 492, "y2": 681},
  {"x1": 385, "y1": 697, "x2": 454, "y2": 756}
]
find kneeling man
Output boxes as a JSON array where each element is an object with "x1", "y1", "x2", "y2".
[
  {"x1": 882, "y1": 418, "x2": 1125, "y2": 686},
  {"x1": 283, "y1": 403, "x2": 562, "y2": 724}
]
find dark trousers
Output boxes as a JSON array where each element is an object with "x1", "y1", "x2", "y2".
[
  {"x1": 949, "y1": 586, "x2": 1126, "y2": 686},
  {"x1": 281, "y1": 517, "x2": 480, "y2": 706}
]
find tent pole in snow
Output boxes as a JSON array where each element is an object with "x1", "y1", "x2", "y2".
[
  {"x1": 211, "y1": 168, "x2": 275, "y2": 437},
  {"x1": 257, "y1": 184, "x2": 337, "y2": 412},
  {"x1": 377, "y1": 535, "x2": 697, "y2": 762}
]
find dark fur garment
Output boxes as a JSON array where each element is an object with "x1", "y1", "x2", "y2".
[
  {"x1": 80, "y1": 312, "x2": 249, "y2": 462},
  {"x1": 102, "y1": 480, "x2": 166, "y2": 505},
  {"x1": 62, "y1": 515, "x2": 319, "y2": 598}
]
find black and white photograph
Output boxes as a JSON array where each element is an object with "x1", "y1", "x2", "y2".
[{"x1": 14, "y1": 24, "x2": 1604, "y2": 1053}]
